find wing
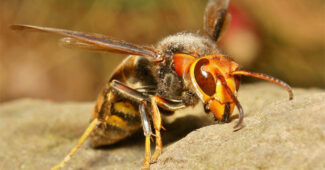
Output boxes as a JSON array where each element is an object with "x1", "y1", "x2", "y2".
[
  {"x1": 204, "y1": 0, "x2": 231, "y2": 42},
  {"x1": 59, "y1": 37, "x2": 110, "y2": 51},
  {"x1": 10, "y1": 24, "x2": 158, "y2": 58}
]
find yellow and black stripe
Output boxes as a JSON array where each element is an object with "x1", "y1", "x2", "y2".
[{"x1": 90, "y1": 55, "x2": 157, "y2": 147}]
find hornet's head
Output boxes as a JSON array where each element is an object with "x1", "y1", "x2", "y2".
[
  {"x1": 173, "y1": 53, "x2": 293, "y2": 128},
  {"x1": 173, "y1": 54, "x2": 240, "y2": 125},
  {"x1": 188, "y1": 55, "x2": 239, "y2": 123}
]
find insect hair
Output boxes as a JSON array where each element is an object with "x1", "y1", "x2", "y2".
[{"x1": 157, "y1": 32, "x2": 220, "y2": 56}]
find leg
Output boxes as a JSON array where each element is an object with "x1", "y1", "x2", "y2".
[
  {"x1": 111, "y1": 80, "x2": 154, "y2": 169},
  {"x1": 139, "y1": 101, "x2": 152, "y2": 170},
  {"x1": 150, "y1": 96, "x2": 163, "y2": 163},
  {"x1": 111, "y1": 80, "x2": 188, "y2": 166},
  {"x1": 110, "y1": 80, "x2": 187, "y2": 110},
  {"x1": 148, "y1": 96, "x2": 187, "y2": 163},
  {"x1": 53, "y1": 80, "x2": 151, "y2": 169},
  {"x1": 52, "y1": 119, "x2": 100, "y2": 170},
  {"x1": 110, "y1": 80, "x2": 150, "y2": 103}
]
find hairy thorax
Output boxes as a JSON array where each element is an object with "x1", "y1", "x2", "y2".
[{"x1": 153, "y1": 33, "x2": 221, "y2": 106}]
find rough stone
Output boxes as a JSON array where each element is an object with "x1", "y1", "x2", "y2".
[{"x1": 0, "y1": 83, "x2": 324, "y2": 170}]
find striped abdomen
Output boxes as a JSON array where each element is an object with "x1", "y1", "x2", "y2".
[{"x1": 90, "y1": 55, "x2": 157, "y2": 147}]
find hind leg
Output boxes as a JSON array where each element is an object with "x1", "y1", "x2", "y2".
[{"x1": 52, "y1": 119, "x2": 100, "y2": 170}]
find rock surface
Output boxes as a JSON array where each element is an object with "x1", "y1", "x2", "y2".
[{"x1": 0, "y1": 83, "x2": 324, "y2": 170}]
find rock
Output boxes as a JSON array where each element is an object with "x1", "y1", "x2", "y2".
[
  {"x1": 151, "y1": 84, "x2": 325, "y2": 170},
  {"x1": 0, "y1": 83, "x2": 324, "y2": 170}
]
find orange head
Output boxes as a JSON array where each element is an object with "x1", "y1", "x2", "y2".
[{"x1": 173, "y1": 53, "x2": 293, "y2": 128}]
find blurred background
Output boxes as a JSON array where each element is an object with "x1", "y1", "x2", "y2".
[{"x1": 0, "y1": 0, "x2": 324, "y2": 102}]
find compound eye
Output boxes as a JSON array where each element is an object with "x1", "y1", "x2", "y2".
[{"x1": 194, "y1": 59, "x2": 216, "y2": 96}]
